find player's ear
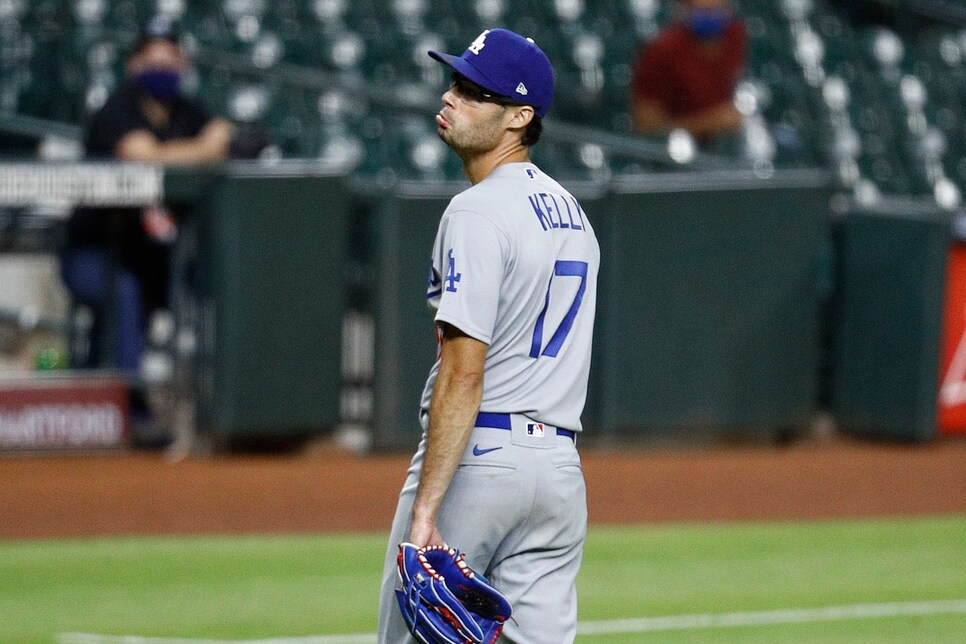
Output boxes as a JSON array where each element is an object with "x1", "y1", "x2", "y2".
[{"x1": 506, "y1": 105, "x2": 534, "y2": 132}]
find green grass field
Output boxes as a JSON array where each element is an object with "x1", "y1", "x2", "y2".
[{"x1": 2, "y1": 516, "x2": 965, "y2": 643}]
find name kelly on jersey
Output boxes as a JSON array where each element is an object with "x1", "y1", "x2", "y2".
[{"x1": 527, "y1": 191, "x2": 588, "y2": 232}]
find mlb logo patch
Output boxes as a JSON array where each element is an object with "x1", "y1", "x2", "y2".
[{"x1": 526, "y1": 423, "x2": 545, "y2": 438}]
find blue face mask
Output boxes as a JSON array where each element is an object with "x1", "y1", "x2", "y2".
[
  {"x1": 686, "y1": 9, "x2": 731, "y2": 40},
  {"x1": 135, "y1": 69, "x2": 181, "y2": 101}
]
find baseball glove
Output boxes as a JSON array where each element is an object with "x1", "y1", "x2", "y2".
[{"x1": 395, "y1": 542, "x2": 512, "y2": 644}]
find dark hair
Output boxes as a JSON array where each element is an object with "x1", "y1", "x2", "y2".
[
  {"x1": 133, "y1": 16, "x2": 180, "y2": 54},
  {"x1": 521, "y1": 116, "x2": 543, "y2": 147}
]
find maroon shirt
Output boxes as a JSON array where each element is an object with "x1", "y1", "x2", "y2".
[{"x1": 631, "y1": 20, "x2": 746, "y2": 119}]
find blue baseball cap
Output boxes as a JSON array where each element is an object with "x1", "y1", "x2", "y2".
[{"x1": 429, "y1": 28, "x2": 555, "y2": 118}]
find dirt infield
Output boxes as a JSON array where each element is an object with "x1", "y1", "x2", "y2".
[{"x1": 1, "y1": 436, "x2": 965, "y2": 540}]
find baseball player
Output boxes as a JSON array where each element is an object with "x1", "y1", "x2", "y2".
[{"x1": 377, "y1": 28, "x2": 600, "y2": 644}]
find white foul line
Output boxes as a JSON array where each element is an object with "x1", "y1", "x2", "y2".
[
  {"x1": 58, "y1": 636, "x2": 375, "y2": 644},
  {"x1": 58, "y1": 598, "x2": 966, "y2": 643},
  {"x1": 576, "y1": 599, "x2": 966, "y2": 635}
]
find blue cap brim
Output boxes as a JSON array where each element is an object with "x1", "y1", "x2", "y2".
[{"x1": 428, "y1": 50, "x2": 509, "y2": 100}]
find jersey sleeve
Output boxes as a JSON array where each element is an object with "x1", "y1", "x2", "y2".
[{"x1": 432, "y1": 210, "x2": 507, "y2": 345}]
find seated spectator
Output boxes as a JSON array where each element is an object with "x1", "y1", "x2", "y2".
[
  {"x1": 60, "y1": 16, "x2": 235, "y2": 440},
  {"x1": 630, "y1": 0, "x2": 747, "y2": 145}
]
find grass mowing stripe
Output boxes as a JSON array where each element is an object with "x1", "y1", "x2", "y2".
[{"x1": 58, "y1": 599, "x2": 966, "y2": 642}]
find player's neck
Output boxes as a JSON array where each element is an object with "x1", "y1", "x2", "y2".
[{"x1": 462, "y1": 143, "x2": 530, "y2": 184}]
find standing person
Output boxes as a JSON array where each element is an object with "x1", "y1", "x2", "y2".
[
  {"x1": 377, "y1": 28, "x2": 600, "y2": 644},
  {"x1": 630, "y1": 0, "x2": 747, "y2": 144},
  {"x1": 61, "y1": 16, "x2": 234, "y2": 437}
]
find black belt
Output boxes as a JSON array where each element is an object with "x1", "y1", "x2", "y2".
[{"x1": 475, "y1": 412, "x2": 576, "y2": 442}]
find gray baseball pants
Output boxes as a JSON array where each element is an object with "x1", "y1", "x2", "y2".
[{"x1": 377, "y1": 413, "x2": 587, "y2": 644}]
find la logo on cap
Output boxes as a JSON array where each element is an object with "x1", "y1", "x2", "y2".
[{"x1": 469, "y1": 30, "x2": 490, "y2": 55}]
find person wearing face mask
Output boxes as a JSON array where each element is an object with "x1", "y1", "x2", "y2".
[
  {"x1": 60, "y1": 16, "x2": 237, "y2": 445},
  {"x1": 629, "y1": 0, "x2": 746, "y2": 145}
]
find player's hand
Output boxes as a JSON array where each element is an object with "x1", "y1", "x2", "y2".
[{"x1": 408, "y1": 517, "x2": 445, "y2": 549}]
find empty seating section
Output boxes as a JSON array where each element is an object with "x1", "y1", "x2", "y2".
[{"x1": 2, "y1": 0, "x2": 964, "y2": 201}]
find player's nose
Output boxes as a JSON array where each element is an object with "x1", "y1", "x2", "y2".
[{"x1": 441, "y1": 86, "x2": 457, "y2": 108}]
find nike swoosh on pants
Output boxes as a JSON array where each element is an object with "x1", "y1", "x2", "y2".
[{"x1": 472, "y1": 444, "x2": 503, "y2": 457}]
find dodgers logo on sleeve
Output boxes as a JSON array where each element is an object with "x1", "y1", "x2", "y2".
[{"x1": 445, "y1": 249, "x2": 462, "y2": 293}]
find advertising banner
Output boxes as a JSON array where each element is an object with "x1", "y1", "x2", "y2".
[
  {"x1": 0, "y1": 376, "x2": 128, "y2": 449},
  {"x1": 939, "y1": 245, "x2": 966, "y2": 434}
]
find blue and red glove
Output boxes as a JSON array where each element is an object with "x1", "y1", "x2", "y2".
[{"x1": 395, "y1": 543, "x2": 512, "y2": 644}]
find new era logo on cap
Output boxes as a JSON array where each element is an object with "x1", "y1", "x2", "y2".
[{"x1": 428, "y1": 28, "x2": 555, "y2": 118}]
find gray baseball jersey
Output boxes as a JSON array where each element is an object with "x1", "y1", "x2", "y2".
[{"x1": 419, "y1": 161, "x2": 599, "y2": 431}]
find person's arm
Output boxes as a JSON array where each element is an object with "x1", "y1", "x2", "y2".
[
  {"x1": 409, "y1": 323, "x2": 488, "y2": 548},
  {"x1": 674, "y1": 102, "x2": 744, "y2": 138},
  {"x1": 114, "y1": 118, "x2": 234, "y2": 164},
  {"x1": 633, "y1": 95, "x2": 742, "y2": 139},
  {"x1": 631, "y1": 96, "x2": 672, "y2": 135}
]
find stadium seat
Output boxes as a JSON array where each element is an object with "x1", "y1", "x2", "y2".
[
  {"x1": 469, "y1": 0, "x2": 508, "y2": 26},
  {"x1": 364, "y1": 29, "x2": 447, "y2": 86},
  {"x1": 322, "y1": 28, "x2": 367, "y2": 72},
  {"x1": 315, "y1": 123, "x2": 365, "y2": 170},
  {"x1": 243, "y1": 31, "x2": 283, "y2": 69},
  {"x1": 355, "y1": 115, "x2": 392, "y2": 180},
  {"x1": 342, "y1": 0, "x2": 384, "y2": 37},
  {"x1": 529, "y1": 139, "x2": 588, "y2": 183},
  {"x1": 306, "y1": 0, "x2": 349, "y2": 28},
  {"x1": 550, "y1": 30, "x2": 607, "y2": 125},
  {"x1": 71, "y1": 0, "x2": 106, "y2": 28}
]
